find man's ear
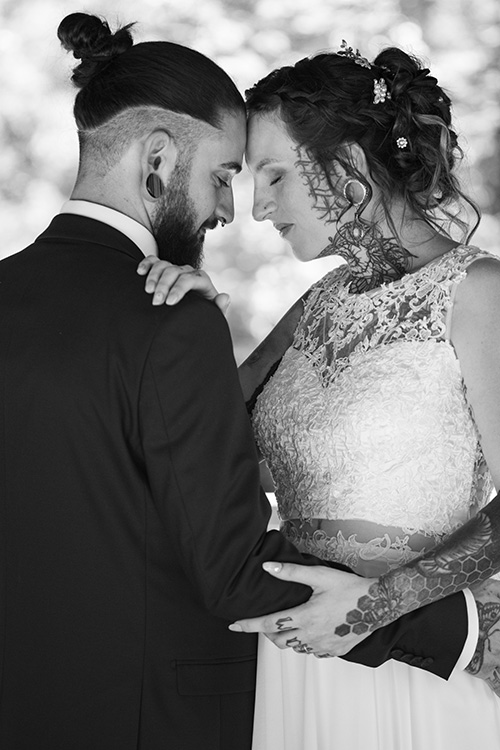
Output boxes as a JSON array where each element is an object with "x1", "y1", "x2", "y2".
[{"x1": 141, "y1": 129, "x2": 178, "y2": 201}]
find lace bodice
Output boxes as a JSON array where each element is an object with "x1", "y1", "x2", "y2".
[{"x1": 253, "y1": 246, "x2": 495, "y2": 574}]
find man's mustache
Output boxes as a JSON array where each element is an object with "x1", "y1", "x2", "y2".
[{"x1": 201, "y1": 216, "x2": 220, "y2": 231}]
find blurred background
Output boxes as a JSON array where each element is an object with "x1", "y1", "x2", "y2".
[{"x1": 1, "y1": 0, "x2": 499, "y2": 361}]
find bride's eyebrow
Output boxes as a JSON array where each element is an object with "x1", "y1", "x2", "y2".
[{"x1": 254, "y1": 157, "x2": 281, "y2": 172}]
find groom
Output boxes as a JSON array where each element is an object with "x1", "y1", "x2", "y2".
[{"x1": 0, "y1": 13, "x2": 478, "y2": 750}]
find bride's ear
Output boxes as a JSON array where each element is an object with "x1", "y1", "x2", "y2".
[{"x1": 347, "y1": 143, "x2": 369, "y2": 177}]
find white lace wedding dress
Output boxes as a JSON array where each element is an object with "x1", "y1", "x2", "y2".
[{"x1": 251, "y1": 246, "x2": 500, "y2": 749}]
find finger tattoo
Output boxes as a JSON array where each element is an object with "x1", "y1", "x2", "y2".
[{"x1": 276, "y1": 617, "x2": 294, "y2": 631}]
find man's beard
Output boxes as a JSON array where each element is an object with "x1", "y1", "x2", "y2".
[{"x1": 152, "y1": 161, "x2": 207, "y2": 269}]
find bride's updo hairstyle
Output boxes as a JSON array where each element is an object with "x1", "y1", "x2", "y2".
[
  {"x1": 57, "y1": 13, "x2": 244, "y2": 165},
  {"x1": 246, "y1": 45, "x2": 477, "y2": 241}
]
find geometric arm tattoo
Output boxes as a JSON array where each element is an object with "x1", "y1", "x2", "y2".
[{"x1": 335, "y1": 495, "x2": 500, "y2": 638}]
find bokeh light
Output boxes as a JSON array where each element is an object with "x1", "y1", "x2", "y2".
[{"x1": 1, "y1": 0, "x2": 499, "y2": 360}]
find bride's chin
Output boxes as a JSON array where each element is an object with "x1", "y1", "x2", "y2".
[{"x1": 290, "y1": 243, "x2": 321, "y2": 263}]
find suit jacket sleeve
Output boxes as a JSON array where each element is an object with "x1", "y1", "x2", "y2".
[
  {"x1": 342, "y1": 590, "x2": 469, "y2": 680},
  {"x1": 139, "y1": 295, "x2": 314, "y2": 619},
  {"x1": 139, "y1": 294, "x2": 467, "y2": 679}
]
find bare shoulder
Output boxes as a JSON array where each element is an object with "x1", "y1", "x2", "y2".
[
  {"x1": 450, "y1": 255, "x2": 500, "y2": 350},
  {"x1": 454, "y1": 255, "x2": 500, "y2": 313}
]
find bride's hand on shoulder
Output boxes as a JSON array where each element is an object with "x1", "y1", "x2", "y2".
[{"x1": 137, "y1": 256, "x2": 230, "y2": 314}]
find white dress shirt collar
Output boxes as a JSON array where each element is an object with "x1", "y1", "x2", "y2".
[{"x1": 60, "y1": 200, "x2": 158, "y2": 258}]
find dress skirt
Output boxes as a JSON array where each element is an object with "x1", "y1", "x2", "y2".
[{"x1": 252, "y1": 633, "x2": 500, "y2": 750}]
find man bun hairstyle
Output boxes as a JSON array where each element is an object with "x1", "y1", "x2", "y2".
[
  {"x1": 57, "y1": 13, "x2": 134, "y2": 90},
  {"x1": 58, "y1": 13, "x2": 244, "y2": 132},
  {"x1": 246, "y1": 45, "x2": 478, "y2": 242}
]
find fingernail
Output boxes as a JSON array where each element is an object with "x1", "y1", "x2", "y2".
[
  {"x1": 166, "y1": 293, "x2": 178, "y2": 305},
  {"x1": 228, "y1": 623, "x2": 243, "y2": 632},
  {"x1": 145, "y1": 283, "x2": 154, "y2": 293},
  {"x1": 152, "y1": 292, "x2": 164, "y2": 305},
  {"x1": 263, "y1": 562, "x2": 282, "y2": 573}
]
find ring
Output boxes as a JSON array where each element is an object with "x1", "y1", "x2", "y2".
[{"x1": 293, "y1": 643, "x2": 314, "y2": 654}]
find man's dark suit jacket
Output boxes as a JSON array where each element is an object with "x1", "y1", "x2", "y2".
[{"x1": 0, "y1": 214, "x2": 469, "y2": 749}]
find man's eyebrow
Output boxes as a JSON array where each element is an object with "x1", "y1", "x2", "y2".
[{"x1": 220, "y1": 161, "x2": 242, "y2": 174}]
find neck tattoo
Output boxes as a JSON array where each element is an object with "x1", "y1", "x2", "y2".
[
  {"x1": 320, "y1": 222, "x2": 413, "y2": 293},
  {"x1": 295, "y1": 148, "x2": 412, "y2": 292}
]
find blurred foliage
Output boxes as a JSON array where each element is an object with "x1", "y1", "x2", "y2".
[{"x1": 1, "y1": 0, "x2": 499, "y2": 361}]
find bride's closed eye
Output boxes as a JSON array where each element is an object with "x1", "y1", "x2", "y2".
[{"x1": 270, "y1": 175, "x2": 283, "y2": 186}]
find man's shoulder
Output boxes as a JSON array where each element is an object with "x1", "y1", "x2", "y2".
[{"x1": 151, "y1": 292, "x2": 230, "y2": 344}]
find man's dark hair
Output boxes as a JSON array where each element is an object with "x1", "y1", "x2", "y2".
[{"x1": 58, "y1": 13, "x2": 244, "y2": 132}]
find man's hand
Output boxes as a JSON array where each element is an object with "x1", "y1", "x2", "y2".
[
  {"x1": 137, "y1": 256, "x2": 230, "y2": 314},
  {"x1": 466, "y1": 578, "x2": 500, "y2": 697},
  {"x1": 228, "y1": 562, "x2": 377, "y2": 657}
]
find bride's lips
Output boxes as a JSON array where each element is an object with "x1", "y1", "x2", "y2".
[{"x1": 275, "y1": 223, "x2": 293, "y2": 237}]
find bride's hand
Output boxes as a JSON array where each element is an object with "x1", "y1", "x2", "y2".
[
  {"x1": 228, "y1": 562, "x2": 379, "y2": 657},
  {"x1": 137, "y1": 256, "x2": 230, "y2": 314}
]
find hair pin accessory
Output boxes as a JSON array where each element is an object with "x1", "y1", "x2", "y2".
[
  {"x1": 338, "y1": 40, "x2": 372, "y2": 69},
  {"x1": 373, "y1": 78, "x2": 391, "y2": 104},
  {"x1": 396, "y1": 137, "x2": 408, "y2": 149}
]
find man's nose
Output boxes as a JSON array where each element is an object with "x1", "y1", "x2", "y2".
[{"x1": 218, "y1": 189, "x2": 235, "y2": 225}]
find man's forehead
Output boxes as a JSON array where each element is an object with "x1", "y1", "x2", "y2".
[{"x1": 215, "y1": 112, "x2": 246, "y2": 166}]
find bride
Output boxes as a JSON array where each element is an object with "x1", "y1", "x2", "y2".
[{"x1": 140, "y1": 44, "x2": 500, "y2": 749}]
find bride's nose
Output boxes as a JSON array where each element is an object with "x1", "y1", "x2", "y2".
[{"x1": 252, "y1": 190, "x2": 276, "y2": 222}]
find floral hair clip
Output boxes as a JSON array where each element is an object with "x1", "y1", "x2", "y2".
[
  {"x1": 338, "y1": 40, "x2": 372, "y2": 69},
  {"x1": 396, "y1": 137, "x2": 408, "y2": 149},
  {"x1": 373, "y1": 78, "x2": 391, "y2": 104}
]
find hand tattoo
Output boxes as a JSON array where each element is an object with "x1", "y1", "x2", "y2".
[
  {"x1": 336, "y1": 498, "x2": 500, "y2": 638},
  {"x1": 285, "y1": 636, "x2": 314, "y2": 654},
  {"x1": 276, "y1": 617, "x2": 294, "y2": 631}
]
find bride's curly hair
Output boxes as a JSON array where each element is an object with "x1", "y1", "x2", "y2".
[{"x1": 246, "y1": 47, "x2": 479, "y2": 242}]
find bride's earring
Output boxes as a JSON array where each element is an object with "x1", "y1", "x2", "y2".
[
  {"x1": 342, "y1": 178, "x2": 370, "y2": 243},
  {"x1": 343, "y1": 178, "x2": 367, "y2": 208}
]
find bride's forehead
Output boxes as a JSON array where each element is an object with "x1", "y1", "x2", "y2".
[{"x1": 245, "y1": 113, "x2": 297, "y2": 166}]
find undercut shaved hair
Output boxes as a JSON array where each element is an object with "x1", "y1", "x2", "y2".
[
  {"x1": 77, "y1": 107, "x2": 215, "y2": 176},
  {"x1": 58, "y1": 12, "x2": 244, "y2": 168}
]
